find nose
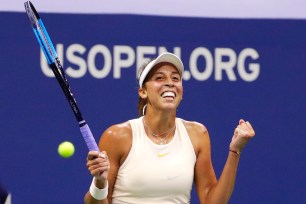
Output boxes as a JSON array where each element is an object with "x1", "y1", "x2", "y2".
[{"x1": 165, "y1": 78, "x2": 174, "y2": 87}]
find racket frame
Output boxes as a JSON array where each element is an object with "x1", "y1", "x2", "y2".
[{"x1": 24, "y1": 1, "x2": 99, "y2": 152}]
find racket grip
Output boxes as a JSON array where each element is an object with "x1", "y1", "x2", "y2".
[{"x1": 80, "y1": 124, "x2": 99, "y2": 152}]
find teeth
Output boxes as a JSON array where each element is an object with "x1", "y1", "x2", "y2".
[{"x1": 162, "y1": 91, "x2": 175, "y2": 98}]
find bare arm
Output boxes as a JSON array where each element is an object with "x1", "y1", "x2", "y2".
[
  {"x1": 84, "y1": 150, "x2": 110, "y2": 204},
  {"x1": 188, "y1": 119, "x2": 255, "y2": 204},
  {"x1": 204, "y1": 149, "x2": 240, "y2": 203},
  {"x1": 84, "y1": 151, "x2": 110, "y2": 204},
  {"x1": 84, "y1": 122, "x2": 132, "y2": 204},
  {"x1": 205, "y1": 119, "x2": 255, "y2": 203}
]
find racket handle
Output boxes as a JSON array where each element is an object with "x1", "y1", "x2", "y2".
[{"x1": 80, "y1": 124, "x2": 99, "y2": 152}]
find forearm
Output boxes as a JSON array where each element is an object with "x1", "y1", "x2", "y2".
[
  {"x1": 84, "y1": 192, "x2": 109, "y2": 204},
  {"x1": 84, "y1": 178, "x2": 110, "y2": 204},
  {"x1": 206, "y1": 151, "x2": 240, "y2": 204}
]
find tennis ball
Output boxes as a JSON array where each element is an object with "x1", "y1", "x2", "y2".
[{"x1": 58, "y1": 141, "x2": 75, "y2": 158}]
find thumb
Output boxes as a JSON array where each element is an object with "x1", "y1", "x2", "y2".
[{"x1": 239, "y1": 119, "x2": 245, "y2": 125}]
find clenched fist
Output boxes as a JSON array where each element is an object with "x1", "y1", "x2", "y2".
[{"x1": 229, "y1": 119, "x2": 255, "y2": 154}]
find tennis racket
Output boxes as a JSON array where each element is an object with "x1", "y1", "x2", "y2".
[{"x1": 24, "y1": 1, "x2": 99, "y2": 152}]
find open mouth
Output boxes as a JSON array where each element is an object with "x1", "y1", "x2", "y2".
[{"x1": 161, "y1": 91, "x2": 176, "y2": 99}]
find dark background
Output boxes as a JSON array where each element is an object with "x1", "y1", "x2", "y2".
[{"x1": 1, "y1": 12, "x2": 306, "y2": 203}]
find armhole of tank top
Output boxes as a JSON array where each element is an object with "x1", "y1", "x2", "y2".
[
  {"x1": 118, "y1": 118, "x2": 137, "y2": 170},
  {"x1": 176, "y1": 118, "x2": 197, "y2": 162}
]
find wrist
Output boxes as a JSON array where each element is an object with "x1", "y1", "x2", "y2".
[
  {"x1": 89, "y1": 177, "x2": 108, "y2": 200},
  {"x1": 94, "y1": 177, "x2": 107, "y2": 189},
  {"x1": 229, "y1": 149, "x2": 241, "y2": 156}
]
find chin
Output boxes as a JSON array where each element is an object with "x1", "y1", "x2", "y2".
[{"x1": 163, "y1": 103, "x2": 180, "y2": 111}]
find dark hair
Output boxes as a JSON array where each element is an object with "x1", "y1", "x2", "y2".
[{"x1": 137, "y1": 58, "x2": 154, "y2": 117}]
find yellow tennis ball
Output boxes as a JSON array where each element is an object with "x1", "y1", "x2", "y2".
[{"x1": 58, "y1": 141, "x2": 75, "y2": 158}]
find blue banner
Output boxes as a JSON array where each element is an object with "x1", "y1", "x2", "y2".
[{"x1": 1, "y1": 11, "x2": 306, "y2": 203}]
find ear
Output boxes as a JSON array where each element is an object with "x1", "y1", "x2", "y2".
[{"x1": 138, "y1": 88, "x2": 147, "y2": 99}]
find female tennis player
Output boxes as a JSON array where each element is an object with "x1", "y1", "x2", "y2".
[{"x1": 84, "y1": 52, "x2": 255, "y2": 204}]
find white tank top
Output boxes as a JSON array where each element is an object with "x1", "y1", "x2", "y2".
[{"x1": 112, "y1": 117, "x2": 196, "y2": 204}]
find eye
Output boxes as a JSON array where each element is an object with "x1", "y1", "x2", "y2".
[
  {"x1": 172, "y1": 75, "x2": 180, "y2": 81},
  {"x1": 155, "y1": 75, "x2": 164, "y2": 80}
]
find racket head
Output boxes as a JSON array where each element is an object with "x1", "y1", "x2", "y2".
[
  {"x1": 24, "y1": 1, "x2": 57, "y2": 65},
  {"x1": 24, "y1": 1, "x2": 39, "y2": 28}
]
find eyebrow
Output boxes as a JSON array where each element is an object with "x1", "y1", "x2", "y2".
[{"x1": 154, "y1": 71, "x2": 180, "y2": 75}]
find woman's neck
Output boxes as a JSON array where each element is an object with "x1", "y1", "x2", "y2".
[{"x1": 143, "y1": 111, "x2": 176, "y2": 134}]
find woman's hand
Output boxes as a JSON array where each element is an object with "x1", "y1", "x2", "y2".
[
  {"x1": 86, "y1": 151, "x2": 110, "y2": 182},
  {"x1": 229, "y1": 119, "x2": 255, "y2": 154}
]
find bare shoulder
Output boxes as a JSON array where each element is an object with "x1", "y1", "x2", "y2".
[
  {"x1": 180, "y1": 119, "x2": 208, "y2": 135},
  {"x1": 98, "y1": 121, "x2": 132, "y2": 156},
  {"x1": 103, "y1": 121, "x2": 132, "y2": 140},
  {"x1": 180, "y1": 119, "x2": 210, "y2": 156}
]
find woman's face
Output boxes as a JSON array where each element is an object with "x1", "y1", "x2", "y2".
[{"x1": 140, "y1": 62, "x2": 183, "y2": 112}]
